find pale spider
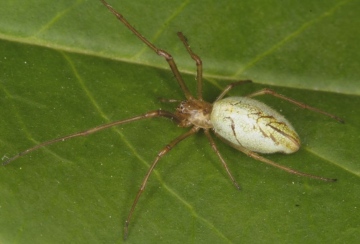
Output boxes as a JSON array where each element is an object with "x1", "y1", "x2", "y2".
[{"x1": 3, "y1": 0, "x2": 343, "y2": 239}]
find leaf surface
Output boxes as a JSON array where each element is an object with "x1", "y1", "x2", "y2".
[{"x1": 0, "y1": 0, "x2": 359, "y2": 243}]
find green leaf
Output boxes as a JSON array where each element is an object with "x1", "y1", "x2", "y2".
[{"x1": 0, "y1": 0, "x2": 359, "y2": 243}]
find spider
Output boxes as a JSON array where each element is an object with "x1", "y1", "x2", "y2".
[{"x1": 3, "y1": 0, "x2": 343, "y2": 239}]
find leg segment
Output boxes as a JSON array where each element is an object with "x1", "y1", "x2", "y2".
[
  {"x1": 100, "y1": 0, "x2": 193, "y2": 100},
  {"x1": 124, "y1": 126, "x2": 199, "y2": 239},
  {"x1": 244, "y1": 148, "x2": 336, "y2": 182},
  {"x1": 177, "y1": 32, "x2": 203, "y2": 100},
  {"x1": 217, "y1": 135, "x2": 336, "y2": 182},
  {"x1": 246, "y1": 88, "x2": 344, "y2": 123},
  {"x1": 215, "y1": 80, "x2": 253, "y2": 101},
  {"x1": 3, "y1": 110, "x2": 180, "y2": 165},
  {"x1": 204, "y1": 130, "x2": 241, "y2": 190}
]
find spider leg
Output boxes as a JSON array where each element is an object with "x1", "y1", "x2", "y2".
[
  {"x1": 177, "y1": 32, "x2": 203, "y2": 100},
  {"x1": 100, "y1": 0, "x2": 193, "y2": 100},
  {"x1": 3, "y1": 110, "x2": 179, "y2": 165},
  {"x1": 204, "y1": 129, "x2": 241, "y2": 190},
  {"x1": 215, "y1": 80, "x2": 253, "y2": 101},
  {"x1": 246, "y1": 88, "x2": 344, "y2": 123},
  {"x1": 217, "y1": 135, "x2": 336, "y2": 182},
  {"x1": 124, "y1": 126, "x2": 199, "y2": 239}
]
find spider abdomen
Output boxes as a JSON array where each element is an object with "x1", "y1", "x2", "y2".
[{"x1": 211, "y1": 96, "x2": 300, "y2": 154}]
